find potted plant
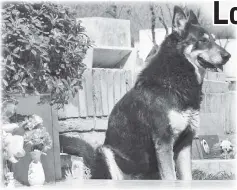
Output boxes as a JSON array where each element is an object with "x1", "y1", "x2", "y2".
[{"x1": 22, "y1": 115, "x2": 52, "y2": 186}]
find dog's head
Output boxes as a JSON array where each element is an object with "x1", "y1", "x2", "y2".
[{"x1": 172, "y1": 6, "x2": 231, "y2": 70}]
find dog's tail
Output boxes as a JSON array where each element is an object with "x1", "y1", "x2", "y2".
[{"x1": 91, "y1": 145, "x2": 124, "y2": 180}]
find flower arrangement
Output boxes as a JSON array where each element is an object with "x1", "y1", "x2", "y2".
[
  {"x1": 220, "y1": 140, "x2": 235, "y2": 159},
  {"x1": 21, "y1": 115, "x2": 43, "y2": 131},
  {"x1": 2, "y1": 101, "x2": 52, "y2": 187},
  {"x1": 22, "y1": 115, "x2": 52, "y2": 153}
]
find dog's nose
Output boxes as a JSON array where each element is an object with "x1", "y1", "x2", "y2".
[{"x1": 222, "y1": 52, "x2": 231, "y2": 62}]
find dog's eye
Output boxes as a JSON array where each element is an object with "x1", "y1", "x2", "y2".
[{"x1": 199, "y1": 38, "x2": 208, "y2": 43}]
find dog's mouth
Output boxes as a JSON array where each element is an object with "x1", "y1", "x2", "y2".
[{"x1": 197, "y1": 56, "x2": 224, "y2": 71}]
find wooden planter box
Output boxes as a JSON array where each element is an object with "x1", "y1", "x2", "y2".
[{"x1": 78, "y1": 18, "x2": 137, "y2": 69}]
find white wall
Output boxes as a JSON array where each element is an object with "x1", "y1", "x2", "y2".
[{"x1": 138, "y1": 28, "x2": 172, "y2": 61}]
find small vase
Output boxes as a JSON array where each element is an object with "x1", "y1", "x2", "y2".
[{"x1": 28, "y1": 150, "x2": 45, "y2": 186}]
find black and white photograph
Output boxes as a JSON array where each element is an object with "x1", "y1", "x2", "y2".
[{"x1": 1, "y1": 0, "x2": 236, "y2": 189}]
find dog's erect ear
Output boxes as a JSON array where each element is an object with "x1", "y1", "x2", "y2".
[
  {"x1": 188, "y1": 10, "x2": 199, "y2": 25},
  {"x1": 172, "y1": 6, "x2": 187, "y2": 34}
]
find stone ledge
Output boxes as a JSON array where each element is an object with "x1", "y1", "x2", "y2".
[
  {"x1": 192, "y1": 159, "x2": 236, "y2": 175},
  {"x1": 59, "y1": 118, "x2": 94, "y2": 132},
  {"x1": 94, "y1": 118, "x2": 108, "y2": 130},
  {"x1": 59, "y1": 118, "x2": 108, "y2": 132}
]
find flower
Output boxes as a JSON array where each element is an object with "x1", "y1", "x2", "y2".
[
  {"x1": 220, "y1": 140, "x2": 233, "y2": 153},
  {"x1": 21, "y1": 115, "x2": 43, "y2": 131},
  {"x1": 2, "y1": 131, "x2": 25, "y2": 163},
  {"x1": 24, "y1": 127, "x2": 52, "y2": 153}
]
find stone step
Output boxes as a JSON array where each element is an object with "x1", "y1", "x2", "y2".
[
  {"x1": 60, "y1": 152, "x2": 236, "y2": 179},
  {"x1": 59, "y1": 118, "x2": 108, "y2": 132},
  {"x1": 192, "y1": 159, "x2": 236, "y2": 176}
]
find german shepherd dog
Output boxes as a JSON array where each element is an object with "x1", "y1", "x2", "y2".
[{"x1": 91, "y1": 6, "x2": 231, "y2": 180}]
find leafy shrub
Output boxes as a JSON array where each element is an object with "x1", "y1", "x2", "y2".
[{"x1": 2, "y1": 2, "x2": 91, "y2": 107}]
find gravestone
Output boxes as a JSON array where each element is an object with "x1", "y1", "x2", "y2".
[{"x1": 11, "y1": 95, "x2": 61, "y2": 185}]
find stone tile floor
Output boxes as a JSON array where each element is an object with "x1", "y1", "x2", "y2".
[{"x1": 15, "y1": 180, "x2": 237, "y2": 189}]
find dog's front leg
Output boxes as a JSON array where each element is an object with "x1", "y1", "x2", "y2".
[
  {"x1": 154, "y1": 138, "x2": 176, "y2": 180},
  {"x1": 175, "y1": 145, "x2": 192, "y2": 180}
]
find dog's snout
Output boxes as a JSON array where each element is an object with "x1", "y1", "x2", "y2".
[{"x1": 221, "y1": 52, "x2": 231, "y2": 62}]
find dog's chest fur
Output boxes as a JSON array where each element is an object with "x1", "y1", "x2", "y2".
[{"x1": 168, "y1": 109, "x2": 199, "y2": 137}]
